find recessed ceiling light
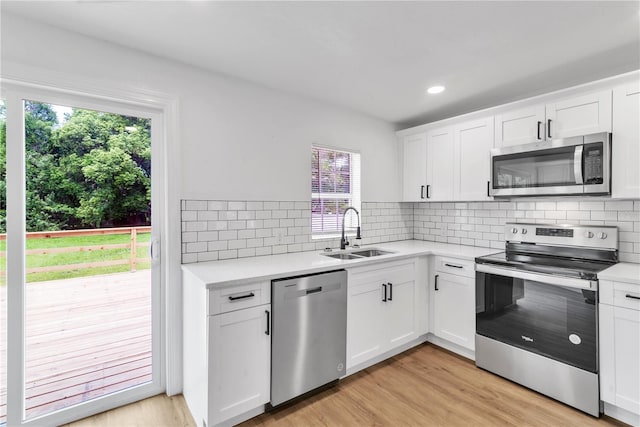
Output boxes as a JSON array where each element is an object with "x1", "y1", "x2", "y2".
[{"x1": 427, "y1": 85, "x2": 445, "y2": 94}]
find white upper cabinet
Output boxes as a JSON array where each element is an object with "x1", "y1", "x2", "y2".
[
  {"x1": 494, "y1": 90, "x2": 612, "y2": 148},
  {"x1": 426, "y1": 126, "x2": 454, "y2": 201},
  {"x1": 454, "y1": 117, "x2": 494, "y2": 201},
  {"x1": 545, "y1": 90, "x2": 612, "y2": 139},
  {"x1": 402, "y1": 133, "x2": 428, "y2": 201},
  {"x1": 494, "y1": 105, "x2": 545, "y2": 147},
  {"x1": 612, "y1": 82, "x2": 640, "y2": 199}
]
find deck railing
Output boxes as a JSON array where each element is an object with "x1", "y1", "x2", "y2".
[{"x1": 0, "y1": 226, "x2": 151, "y2": 275}]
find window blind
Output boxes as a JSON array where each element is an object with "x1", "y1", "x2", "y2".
[{"x1": 311, "y1": 146, "x2": 361, "y2": 236}]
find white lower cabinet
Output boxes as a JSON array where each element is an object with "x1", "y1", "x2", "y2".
[
  {"x1": 183, "y1": 273, "x2": 271, "y2": 427},
  {"x1": 346, "y1": 258, "x2": 426, "y2": 370},
  {"x1": 599, "y1": 279, "x2": 640, "y2": 425},
  {"x1": 208, "y1": 305, "x2": 271, "y2": 425},
  {"x1": 431, "y1": 257, "x2": 475, "y2": 354}
]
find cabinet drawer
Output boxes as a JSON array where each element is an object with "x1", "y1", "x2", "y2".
[
  {"x1": 348, "y1": 259, "x2": 415, "y2": 288},
  {"x1": 435, "y1": 256, "x2": 475, "y2": 278},
  {"x1": 600, "y1": 280, "x2": 640, "y2": 311},
  {"x1": 209, "y1": 281, "x2": 270, "y2": 315}
]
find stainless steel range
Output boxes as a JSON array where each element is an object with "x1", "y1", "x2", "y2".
[{"x1": 475, "y1": 222, "x2": 618, "y2": 416}]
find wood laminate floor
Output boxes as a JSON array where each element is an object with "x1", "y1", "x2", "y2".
[{"x1": 65, "y1": 343, "x2": 629, "y2": 427}]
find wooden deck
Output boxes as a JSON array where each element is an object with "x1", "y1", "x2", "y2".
[{"x1": 0, "y1": 270, "x2": 152, "y2": 421}]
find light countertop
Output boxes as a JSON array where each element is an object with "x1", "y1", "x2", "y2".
[
  {"x1": 181, "y1": 240, "x2": 500, "y2": 289},
  {"x1": 599, "y1": 262, "x2": 640, "y2": 285}
]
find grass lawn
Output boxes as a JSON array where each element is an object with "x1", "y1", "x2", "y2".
[{"x1": 0, "y1": 232, "x2": 151, "y2": 283}]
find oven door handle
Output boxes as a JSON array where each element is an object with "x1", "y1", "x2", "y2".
[{"x1": 475, "y1": 263, "x2": 597, "y2": 291}]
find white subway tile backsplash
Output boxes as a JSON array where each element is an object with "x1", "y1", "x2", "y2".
[
  {"x1": 228, "y1": 201, "x2": 246, "y2": 211},
  {"x1": 182, "y1": 198, "x2": 639, "y2": 264},
  {"x1": 413, "y1": 198, "x2": 640, "y2": 262}
]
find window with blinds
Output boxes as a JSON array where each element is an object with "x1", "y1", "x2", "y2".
[{"x1": 311, "y1": 146, "x2": 361, "y2": 236}]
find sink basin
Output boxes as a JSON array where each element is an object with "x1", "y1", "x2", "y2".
[
  {"x1": 323, "y1": 253, "x2": 363, "y2": 260},
  {"x1": 321, "y1": 248, "x2": 395, "y2": 260},
  {"x1": 350, "y1": 249, "x2": 393, "y2": 257}
]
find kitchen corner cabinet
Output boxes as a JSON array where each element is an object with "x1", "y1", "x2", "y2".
[
  {"x1": 183, "y1": 274, "x2": 270, "y2": 427},
  {"x1": 431, "y1": 257, "x2": 475, "y2": 352},
  {"x1": 453, "y1": 116, "x2": 494, "y2": 201},
  {"x1": 599, "y1": 279, "x2": 640, "y2": 424},
  {"x1": 402, "y1": 132, "x2": 428, "y2": 201},
  {"x1": 494, "y1": 90, "x2": 612, "y2": 148},
  {"x1": 346, "y1": 259, "x2": 423, "y2": 370},
  {"x1": 612, "y1": 82, "x2": 640, "y2": 199},
  {"x1": 426, "y1": 126, "x2": 454, "y2": 201}
]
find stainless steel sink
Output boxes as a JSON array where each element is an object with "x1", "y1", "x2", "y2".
[
  {"x1": 321, "y1": 248, "x2": 395, "y2": 260},
  {"x1": 323, "y1": 253, "x2": 363, "y2": 260},
  {"x1": 350, "y1": 249, "x2": 393, "y2": 257}
]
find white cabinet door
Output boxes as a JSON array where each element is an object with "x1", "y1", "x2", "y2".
[
  {"x1": 426, "y1": 126, "x2": 454, "y2": 201},
  {"x1": 385, "y1": 278, "x2": 417, "y2": 349},
  {"x1": 209, "y1": 304, "x2": 270, "y2": 425},
  {"x1": 545, "y1": 90, "x2": 612, "y2": 139},
  {"x1": 600, "y1": 303, "x2": 640, "y2": 416},
  {"x1": 433, "y1": 272, "x2": 475, "y2": 351},
  {"x1": 347, "y1": 281, "x2": 386, "y2": 369},
  {"x1": 454, "y1": 117, "x2": 494, "y2": 201},
  {"x1": 612, "y1": 83, "x2": 640, "y2": 199},
  {"x1": 402, "y1": 133, "x2": 428, "y2": 201},
  {"x1": 494, "y1": 105, "x2": 545, "y2": 147}
]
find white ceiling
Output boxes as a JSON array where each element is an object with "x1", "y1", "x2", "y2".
[{"x1": 3, "y1": 1, "x2": 640, "y2": 127}]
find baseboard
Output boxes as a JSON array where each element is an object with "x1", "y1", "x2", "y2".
[
  {"x1": 426, "y1": 333, "x2": 475, "y2": 361},
  {"x1": 345, "y1": 334, "x2": 428, "y2": 376},
  {"x1": 603, "y1": 402, "x2": 640, "y2": 426}
]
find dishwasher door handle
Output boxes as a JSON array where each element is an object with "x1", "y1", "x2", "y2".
[
  {"x1": 265, "y1": 310, "x2": 270, "y2": 335},
  {"x1": 306, "y1": 286, "x2": 323, "y2": 295}
]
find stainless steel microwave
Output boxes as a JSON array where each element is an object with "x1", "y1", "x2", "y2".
[{"x1": 489, "y1": 132, "x2": 611, "y2": 197}]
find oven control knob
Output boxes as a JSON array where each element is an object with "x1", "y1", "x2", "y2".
[
  {"x1": 511, "y1": 227, "x2": 518, "y2": 234},
  {"x1": 584, "y1": 231, "x2": 594, "y2": 238},
  {"x1": 521, "y1": 228, "x2": 527, "y2": 235},
  {"x1": 598, "y1": 232, "x2": 607, "y2": 239}
]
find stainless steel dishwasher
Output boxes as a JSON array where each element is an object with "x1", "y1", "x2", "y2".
[{"x1": 270, "y1": 269, "x2": 347, "y2": 407}]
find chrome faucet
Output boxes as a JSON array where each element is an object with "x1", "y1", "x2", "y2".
[{"x1": 340, "y1": 207, "x2": 361, "y2": 250}]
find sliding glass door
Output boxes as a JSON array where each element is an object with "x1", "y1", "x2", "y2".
[{"x1": 3, "y1": 85, "x2": 164, "y2": 426}]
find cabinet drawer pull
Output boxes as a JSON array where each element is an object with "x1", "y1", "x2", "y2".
[
  {"x1": 228, "y1": 292, "x2": 255, "y2": 301},
  {"x1": 435, "y1": 274, "x2": 439, "y2": 291},
  {"x1": 625, "y1": 294, "x2": 640, "y2": 301},
  {"x1": 444, "y1": 263, "x2": 463, "y2": 269},
  {"x1": 388, "y1": 282, "x2": 393, "y2": 301},
  {"x1": 265, "y1": 310, "x2": 270, "y2": 335},
  {"x1": 382, "y1": 283, "x2": 387, "y2": 302}
]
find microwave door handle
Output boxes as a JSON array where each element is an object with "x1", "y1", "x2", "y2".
[{"x1": 574, "y1": 145, "x2": 584, "y2": 184}]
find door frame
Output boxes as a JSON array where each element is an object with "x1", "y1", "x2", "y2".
[{"x1": 0, "y1": 77, "x2": 180, "y2": 426}]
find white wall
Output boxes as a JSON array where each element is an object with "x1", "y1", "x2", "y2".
[{"x1": 0, "y1": 13, "x2": 401, "y2": 202}]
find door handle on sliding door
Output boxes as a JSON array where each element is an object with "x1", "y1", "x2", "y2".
[{"x1": 149, "y1": 237, "x2": 160, "y2": 264}]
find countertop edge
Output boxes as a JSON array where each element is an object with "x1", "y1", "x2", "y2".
[{"x1": 181, "y1": 240, "x2": 500, "y2": 289}]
